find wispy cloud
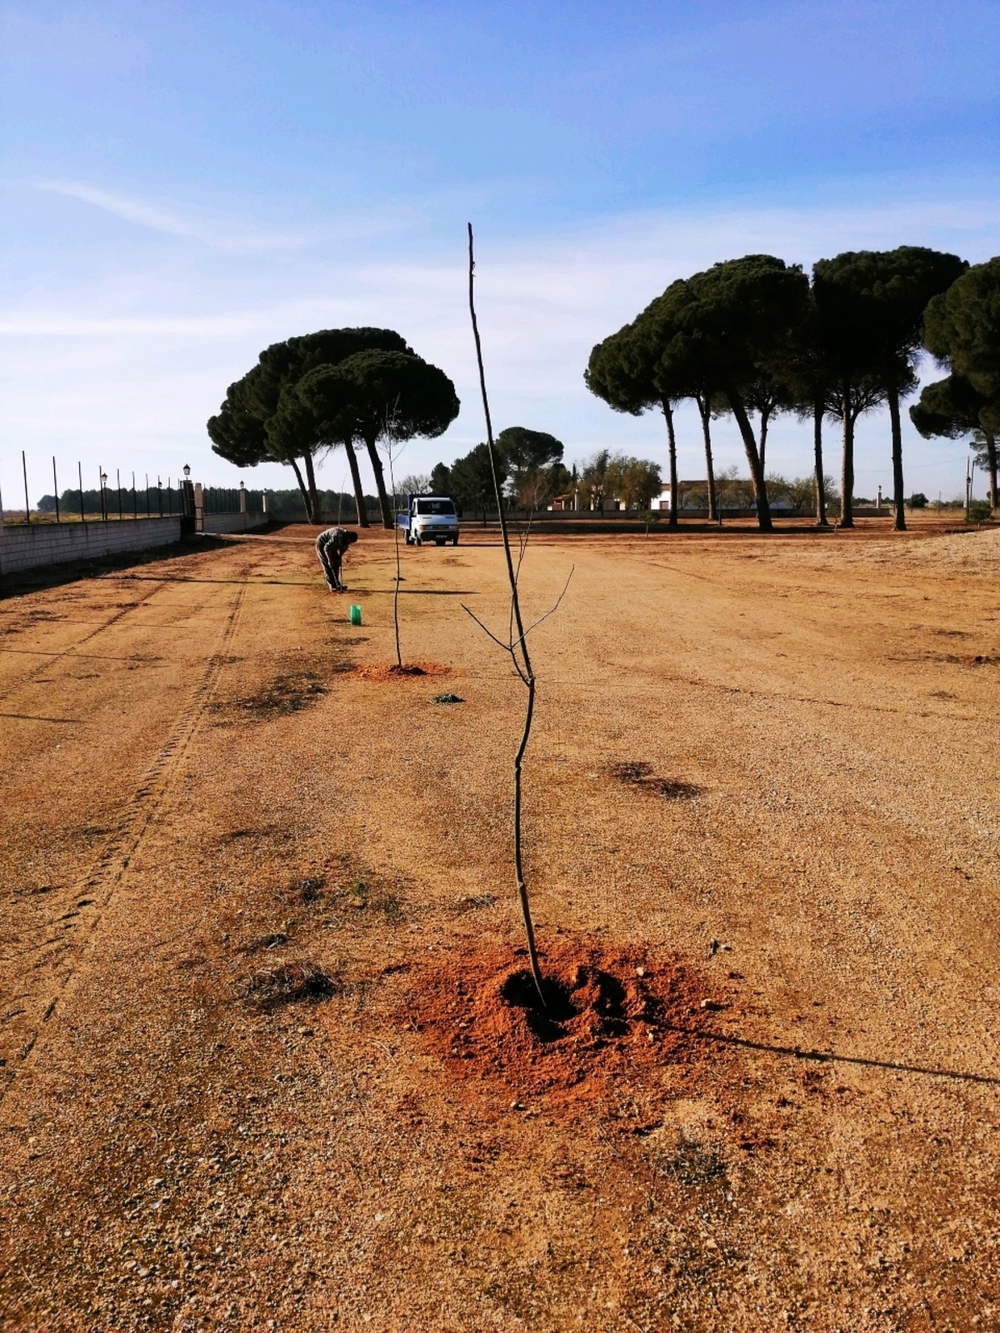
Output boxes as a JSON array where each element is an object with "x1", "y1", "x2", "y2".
[{"x1": 32, "y1": 180, "x2": 310, "y2": 253}]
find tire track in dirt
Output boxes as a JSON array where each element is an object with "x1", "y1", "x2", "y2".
[
  {"x1": 0, "y1": 578, "x2": 170, "y2": 705},
  {"x1": 1, "y1": 570, "x2": 252, "y2": 1101}
]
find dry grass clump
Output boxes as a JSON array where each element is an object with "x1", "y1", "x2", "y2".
[
  {"x1": 219, "y1": 673, "x2": 329, "y2": 720},
  {"x1": 242, "y1": 960, "x2": 338, "y2": 1008},
  {"x1": 608, "y1": 760, "x2": 702, "y2": 800}
]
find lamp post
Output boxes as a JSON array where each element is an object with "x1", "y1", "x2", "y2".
[
  {"x1": 157, "y1": 478, "x2": 163, "y2": 518},
  {"x1": 100, "y1": 471, "x2": 108, "y2": 521},
  {"x1": 183, "y1": 464, "x2": 191, "y2": 481}
]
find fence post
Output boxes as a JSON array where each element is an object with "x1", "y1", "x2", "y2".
[
  {"x1": 53, "y1": 457, "x2": 60, "y2": 523},
  {"x1": 22, "y1": 451, "x2": 30, "y2": 525},
  {"x1": 194, "y1": 482, "x2": 203, "y2": 532},
  {"x1": 79, "y1": 463, "x2": 86, "y2": 522}
]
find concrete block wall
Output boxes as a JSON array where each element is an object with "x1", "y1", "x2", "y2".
[
  {"x1": 0, "y1": 518, "x2": 182, "y2": 575},
  {"x1": 201, "y1": 511, "x2": 268, "y2": 534}
]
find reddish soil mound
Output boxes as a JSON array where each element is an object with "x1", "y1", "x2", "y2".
[
  {"x1": 352, "y1": 662, "x2": 450, "y2": 681},
  {"x1": 408, "y1": 938, "x2": 720, "y2": 1099}
]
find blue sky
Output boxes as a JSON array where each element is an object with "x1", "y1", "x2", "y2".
[{"x1": 2, "y1": 1, "x2": 998, "y2": 506}]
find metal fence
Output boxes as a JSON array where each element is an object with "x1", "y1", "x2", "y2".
[
  {"x1": 1, "y1": 452, "x2": 258, "y2": 524},
  {"x1": 201, "y1": 487, "x2": 264, "y2": 513}
]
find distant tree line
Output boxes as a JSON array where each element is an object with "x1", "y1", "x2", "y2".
[
  {"x1": 37, "y1": 485, "x2": 193, "y2": 517},
  {"x1": 424, "y1": 428, "x2": 663, "y2": 520},
  {"x1": 585, "y1": 248, "x2": 1000, "y2": 530},
  {"x1": 259, "y1": 488, "x2": 380, "y2": 522}
]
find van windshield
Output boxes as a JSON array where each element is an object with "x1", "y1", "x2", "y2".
[{"x1": 416, "y1": 499, "x2": 455, "y2": 516}]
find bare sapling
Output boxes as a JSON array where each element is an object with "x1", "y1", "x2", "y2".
[
  {"x1": 465, "y1": 223, "x2": 573, "y2": 1005},
  {"x1": 380, "y1": 407, "x2": 406, "y2": 669}
]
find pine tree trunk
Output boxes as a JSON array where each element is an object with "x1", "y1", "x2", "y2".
[
  {"x1": 697, "y1": 394, "x2": 718, "y2": 520},
  {"x1": 288, "y1": 457, "x2": 314, "y2": 524},
  {"x1": 363, "y1": 431, "x2": 394, "y2": 528},
  {"x1": 813, "y1": 396, "x2": 829, "y2": 526},
  {"x1": 727, "y1": 388, "x2": 773, "y2": 532},
  {"x1": 840, "y1": 390, "x2": 855, "y2": 529},
  {"x1": 662, "y1": 399, "x2": 678, "y2": 528},
  {"x1": 986, "y1": 433, "x2": 999, "y2": 514},
  {"x1": 888, "y1": 388, "x2": 906, "y2": 532},
  {"x1": 303, "y1": 450, "x2": 321, "y2": 526},
  {"x1": 344, "y1": 439, "x2": 369, "y2": 527},
  {"x1": 759, "y1": 408, "x2": 770, "y2": 475}
]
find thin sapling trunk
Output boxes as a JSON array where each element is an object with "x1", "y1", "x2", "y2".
[
  {"x1": 466, "y1": 224, "x2": 573, "y2": 1006},
  {"x1": 385, "y1": 442, "x2": 404, "y2": 668}
]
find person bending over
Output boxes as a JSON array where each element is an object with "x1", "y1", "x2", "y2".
[{"x1": 315, "y1": 527, "x2": 359, "y2": 591}]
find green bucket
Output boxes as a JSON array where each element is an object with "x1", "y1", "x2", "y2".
[{"x1": 349, "y1": 604, "x2": 362, "y2": 626}]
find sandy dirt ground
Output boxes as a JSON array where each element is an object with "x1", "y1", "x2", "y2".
[{"x1": 1, "y1": 519, "x2": 998, "y2": 1332}]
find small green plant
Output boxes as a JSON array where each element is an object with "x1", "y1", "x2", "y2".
[
  {"x1": 908, "y1": 492, "x2": 928, "y2": 509},
  {"x1": 967, "y1": 499, "x2": 992, "y2": 523},
  {"x1": 349, "y1": 877, "x2": 368, "y2": 908},
  {"x1": 638, "y1": 509, "x2": 660, "y2": 535}
]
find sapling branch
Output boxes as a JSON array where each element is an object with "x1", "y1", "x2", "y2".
[{"x1": 466, "y1": 222, "x2": 573, "y2": 1006}]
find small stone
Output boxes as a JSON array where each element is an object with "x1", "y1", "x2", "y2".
[
  {"x1": 635, "y1": 967, "x2": 645, "y2": 977},
  {"x1": 700, "y1": 998, "x2": 725, "y2": 1011},
  {"x1": 509, "y1": 1101, "x2": 526, "y2": 1111}
]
